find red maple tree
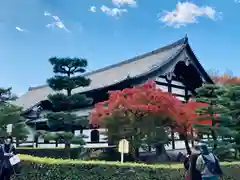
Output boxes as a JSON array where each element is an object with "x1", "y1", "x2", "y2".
[
  {"x1": 90, "y1": 80, "x2": 180, "y2": 127},
  {"x1": 90, "y1": 80, "x2": 214, "y2": 155}
]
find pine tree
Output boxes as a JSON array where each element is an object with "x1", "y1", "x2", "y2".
[
  {"x1": 194, "y1": 84, "x2": 236, "y2": 158},
  {"x1": 0, "y1": 88, "x2": 28, "y2": 144},
  {"x1": 43, "y1": 57, "x2": 92, "y2": 149},
  {"x1": 219, "y1": 85, "x2": 240, "y2": 158}
]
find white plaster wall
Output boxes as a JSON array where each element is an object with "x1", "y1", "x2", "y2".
[
  {"x1": 155, "y1": 84, "x2": 168, "y2": 92},
  {"x1": 74, "y1": 108, "x2": 92, "y2": 116},
  {"x1": 171, "y1": 87, "x2": 185, "y2": 96},
  {"x1": 75, "y1": 128, "x2": 107, "y2": 143},
  {"x1": 19, "y1": 126, "x2": 189, "y2": 150}
]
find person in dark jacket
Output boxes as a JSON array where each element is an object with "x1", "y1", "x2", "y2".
[
  {"x1": 0, "y1": 136, "x2": 16, "y2": 180},
  {"x1": 189, "y1": 153, "x2": 202, "y2": 180},
  {"x1": 183, "y1": 153, "x2": 191, "y2": 180}
]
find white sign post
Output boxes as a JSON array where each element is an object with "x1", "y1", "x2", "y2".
[
  {"x1": 7, "y1": 124, "x2": 13, "y2": 134},
  {"x1": 118, "y1": 139, "x2": 129, "y2": 163}
]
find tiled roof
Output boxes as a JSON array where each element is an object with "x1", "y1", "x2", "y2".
[{"x1": 13, "y1": 37, "x2": 187, "y2": 111}]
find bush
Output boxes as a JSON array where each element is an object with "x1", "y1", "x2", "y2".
[
  {"x1": 11, "y1": 155, "x2": 240, "y2": 180},
  {"x1": 17, "y1": 147, "x2": 82, "y2": 159}
]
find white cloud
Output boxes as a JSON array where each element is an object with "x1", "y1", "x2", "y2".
[
  {"x1": 159, "y1": 2, "x2": 220, "y2": 28},
  {"x1": 44, "y1": 11, "x2": 51, "y2": 16},
  {"x1": 15, "y1": 26, "x2": 27, "y2": 32},
  {"x1": 100, "y1": 5, "x2": 127, "y2": 17},
  {"x1": 112, "y1": 0, "x2": 137, "y2": 7},
  {"x1": 44, "y1": 11, "x2": 70, "y2": 32},
  {"x1": 89, "y1": 6, "x2": 97, "y2": 12}
]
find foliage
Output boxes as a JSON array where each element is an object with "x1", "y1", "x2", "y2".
[
  {"x1": 46, "y1": 112, "x2": 89, "y2": 130},
  {"x1": 91, "y1": 81, "x2": 180, "y2": 159},
  {"x1": 90, "y1": 81, "x2": 209, "y2": 158},
  {"x1": 43, "y1": 57, "x2": 93, "y2": 148},
  {"x1": 0, "y1": 87, "x2": 28, "y2": 141},
  {"x1": 41, "y1": 131, "x2": 85, "y2": 145},
  {"x1": 219, "y1": 85, "x2": 240, "y2": 157},
  {"x1": 17, "y1": 147, "x2": 83, "y2": 159},
  {"x1": 169, "y1": 100, "x2": 210, "y2": 154},
  {"x1": 47, "y1": 57, "x2": 91, "y2": 94},
  {"x1": 11, "y1": 154, "x2": 240, "y2": 180},
  {"x1": 0, "y1": 87, "x2": 17, "y2": 103},
  {"x1": 194, "y1": 84, "x2": 236, "y2": 156},
  {"x1": 212, "y1": 74, "x2": 240, "y2": 85}
]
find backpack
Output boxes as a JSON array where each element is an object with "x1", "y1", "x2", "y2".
[{"x1": 202, "y1": 154, "x2": 222, "y2": 175}]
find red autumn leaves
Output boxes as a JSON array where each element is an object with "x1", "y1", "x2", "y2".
[
  {"x1": 90, "y1": 80, "x2": 211, "y2": 134},
  {"x1": 212, "y1": 74, "x2": 240, "y2": 85}
]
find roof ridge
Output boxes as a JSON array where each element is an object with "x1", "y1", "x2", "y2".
[
  {"x1": 28, "y1": 36, "x2": 188, "y2": 91},
  {"x1": 83, "y1": 36, "x2": 187, "y2": 76}
]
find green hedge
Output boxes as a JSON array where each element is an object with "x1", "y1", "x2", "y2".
[
  {"x1": 10, "y1": 155, "x2": 240, "y2": 180},
  {"x1": 17, "y1": 147, "x2": 82, "y2": 159}
]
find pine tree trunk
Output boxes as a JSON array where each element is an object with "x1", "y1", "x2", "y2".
[
  {"x1": 148, "y1": 145, "x2": 151, "y2": 152},
  {"x1": 67, "y1": 89, "x2": 71, "y2": 96},
  {"x1": 210, "y1": 105, "x2": 217, "y2": 150},
  {"x1": 34, "y1": 136, "x2": 39, "y2": 148}
]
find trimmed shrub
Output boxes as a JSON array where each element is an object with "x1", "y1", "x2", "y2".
[
  {"x1": 11, "y1": 155, "x2": 240, "y2": 180},
  {"x1": 17, "y1": 147, "x2": 82, "y2": 159}
]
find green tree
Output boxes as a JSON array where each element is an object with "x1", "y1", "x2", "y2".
[
  {"x1": 43, "y1": 57, "x2": 92, "y2": 149},
  {"x1": 194, "y1": 84, "x2": 236, "y2": 158},
  {"x1": 101, "y1": 110, "x2": 170, "y2": 161},
  {"x1": 0, "y1": 88, "x2": 28, "y2": 144},
  {"x1": 219, "y1": 85, "x2": 240, "y2": 158}
]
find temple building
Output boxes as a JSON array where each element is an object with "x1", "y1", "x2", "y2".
[{"x1": 12, "y1": 36, "x2": 213, "y2": 148}]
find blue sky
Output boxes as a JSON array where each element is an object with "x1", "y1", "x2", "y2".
[{"x1": 1, "y1": 0, "x2": 240, "y2": 95}]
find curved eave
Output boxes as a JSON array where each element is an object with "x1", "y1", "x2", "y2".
[{"x1": 185, "y1": 44, "x2": 214, "y2": 84}]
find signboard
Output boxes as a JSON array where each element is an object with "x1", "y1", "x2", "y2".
[
  {"x1": 118, "y1": 139, "x2": 129, "y2": 163},
  {"x1": 118, "y1": 139, "x2": 129, "y2": 153},
  {"x1": 7, "y1": 124, "x2": 13, "y2": 134}
]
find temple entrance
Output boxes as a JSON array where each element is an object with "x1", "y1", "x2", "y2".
[{"x1": 90, "y1": 129, "x2": 100, "y2": 143}]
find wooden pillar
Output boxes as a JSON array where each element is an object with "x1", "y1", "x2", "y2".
[
  {"x1": 167, "y1": 75, "x2": 175, "y2": 150},
  {"x1": 184, "y1": 88, "x2": 194, "y2": 147}
]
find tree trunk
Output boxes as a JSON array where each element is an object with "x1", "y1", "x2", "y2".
[
  {"x1": 34, "y1": 135, "x2": 39, "y2": 148},
  {"x1": 191, "y1": 128, "x2": 194, "y2": 147},
  {"x1": 134, "y1": 148, "x2": 139, "y2": 160},
  {"x1": 183, "y1": 134, "x2": 191, "y2": 155},
  {"x1": 171, "y1": 127, "x2": 175, "y2": 149},
  {"x1": 65, "y1": 143, "x2": 71, "y2": 158},
  {"x1": 67, "y1": 89, "x2": 71, "y2": 97},
  {"x1": 155, "y1": 144, "x2": 169, "y2": 161},
  {"x1": 210, "y1": 106, "x2": 217, "y2": 150},
  {"x1": 130, "y1": 146, "x2": 140, "y2": 161},
  {"x1": 148, "y1": 145, "x2": 151, "y2": 152}
]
